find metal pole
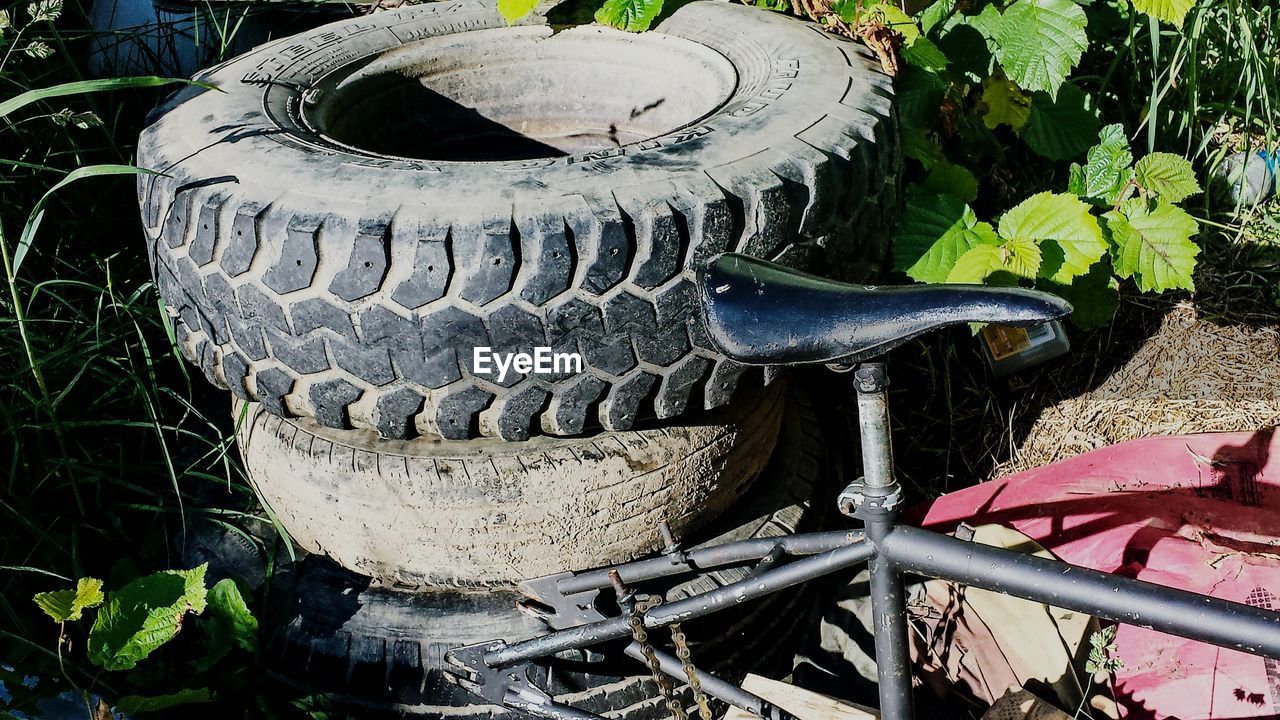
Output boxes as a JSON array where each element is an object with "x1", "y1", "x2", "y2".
[
  {"x1": 555, "y1": 531, "x2": 860, "y2": 596},
  {"x1": 623, "y1": 644, "x2": 786, "y2": 719},
  {"x1": 885, "y1": 525, "x2": 1280, "y2": 658},
  {"x1": 849, "y1": 362, "x2": 914, "y2": 720},
  {"x1": 485, "y1": 537, "x2": 876, "y2": 668}
]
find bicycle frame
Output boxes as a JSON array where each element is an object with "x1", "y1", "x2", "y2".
[{"x1": 448, "y1": 361, "x2": 1280, "y2": 720}]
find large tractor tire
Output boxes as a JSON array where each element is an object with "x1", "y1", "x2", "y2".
[
  {"x1": 138, "y1": 0, "x2": 898, "y2": 442},
  {"x1": 236, "y1": 383, "x2": 784, "y2": 587}
]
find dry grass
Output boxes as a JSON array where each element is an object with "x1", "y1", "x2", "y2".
[{"x1": 997, "y1": 303, "x2": 1280, "y2": 475}]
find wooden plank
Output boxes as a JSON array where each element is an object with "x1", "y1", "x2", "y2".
[{"x1": 722, "y1": 674, "x2": 878, "y2": 720}]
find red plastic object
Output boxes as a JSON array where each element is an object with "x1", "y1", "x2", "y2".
[{"x1": 912, "y1": 429, "x2": 1280, "y2": 720}]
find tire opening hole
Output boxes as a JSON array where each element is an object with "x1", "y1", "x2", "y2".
[{"x1": 304, "y1": 28, "x2": 736, "y2": 162}]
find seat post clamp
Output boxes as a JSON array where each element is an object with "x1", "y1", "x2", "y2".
[
  {"x1": 852, "y1": 363, "x2": 888, "y2": 394},
  {"x1": 837, "y1": 479, "x2": 903, "y2": 519}
]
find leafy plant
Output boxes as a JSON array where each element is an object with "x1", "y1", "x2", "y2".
[
  {"x1": 26, "y1": 565, "x2": 256, "y2": 711},
  {"x1": 897, "y1": 123, "x2": 1200, "y2": 326}
]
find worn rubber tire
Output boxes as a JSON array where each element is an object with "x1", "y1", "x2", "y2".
[
  {"x1": 264, "y1": 388, "x2": 832, "y2": 717},
  {"x1": 138, "y1": 0, "x2": 898, "y2": 442},
  {"x1": 236, "y1": 382, "x2": 784, "y2": 586}
]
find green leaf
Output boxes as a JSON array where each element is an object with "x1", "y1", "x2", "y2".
[
  {"x1": 980, "y1": 77, "x2": 1031, "y2": 130},
  {"x1": 1134, "y1": 152, "x2": 1201, "y2": 203},
  {"x1": 938, "y1": 9, "x2": 997, "y2": 81},
  {"x1": 1039, "y1": 261, "x2": 1119, "y2": 329},
  {"x1": 1001, "y1": 236, "x2": 1043, "y2": 279},
  {"x1": 594, "y1": 0, "x2": 664, "y2": 31},
  {"x1": 0, "y1": 77, "x2": 192, "y2": 118},
  {"x1": 921, "y1": 162, "x2": 979, "y2": 203},
  {"x1": 87, "y1": 565, "x2": 209, "y2": 671},
  {"x1": 1106, "y1": 200, "x2": 1199, "y2": 292},
  {"x1": 206, "y1": 579, "x2": 258, "y2": 653},
  {"x1": 919, "y1": 0, "x2": 955, "y2": 33},
  {"x1": 999, "y1": 192, "x2": 1105, "y2": 284},
  {"x1": 868, "y1": 3, "x2": 921, "y2": 44},
  {"x1": 896, "y1": 69, "x2": 946, "y2": 130},
  {"x1": 33, "y1": 578, "x2": 104, "y2": 622},
  {"x1": 894, "y1": 192, "x2": 997, "y2": 283},
  {"x1": 947, "y1": 244, "x2": 1006, "y2": 283},
  {"x1": 903, "y1": 36, "x2": 949, "y2": 73},
  {"x1": 944, "y1": 236, "x2": 1041, "y2": 283},
  {"x1": 993, "y1": 0, "x2": 1088, "y2": 97},
  {"x1": 496, "y1": 0, "x2": 537, "y2": 24},
  {"x1": 1021, "y1": 83, "x2": 1098, "y2": 160},
  {"x1": 15, "y1": 164, "x2": 159, "y2": 277},
  {"x1": 1069, "y1": 123, "x2": 1135, "y2": 205},
  {"x1": 1131, "y1": 0, "x2": 1194, "y2": 27},
  {"x1": 116, "y1": 689, "x2": 215, "y2": 713},
  {"x1": 902, "y1": 127, "x2": 944, "y2": 169}
]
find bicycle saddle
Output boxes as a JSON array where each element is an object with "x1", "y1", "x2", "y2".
[{"x1": 699, "y1": 253, "x2": 1072, "y2": 366}]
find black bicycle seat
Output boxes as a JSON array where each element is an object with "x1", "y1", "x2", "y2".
[{"x1": 699, "y1": 253, "x2": 1072, "y2": 366}]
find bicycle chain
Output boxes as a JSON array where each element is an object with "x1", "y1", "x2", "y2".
[
  {"x1": 670, "y1": 623, "x2": 713, "y2": 720},
  {"x1": 627, "y1": 595, "x2": 687, "y2": 720},
  {"x1": 624, "y1": 596, "x2": 715, "y2": 720}
]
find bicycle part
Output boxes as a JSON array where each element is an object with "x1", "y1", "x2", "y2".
[
  {"x1": 526, "y1": 531, "x2": 860, "y2": 604},
  {"x1": 521, "y1": 563, "x2": 789, "y2": 719},
  {"x1": 838, "y1": 362, "x2": 901, "y2": 518},
  {"x1": 613, "y1": 572, "x2": 686, "y2": 720},
  {"x1": 698, "y1": 253, "x2": 1071, "y2": 366},
  {"x1": 669, "y1": 624, "x2": 712, "y2": 720},
  {"x1": 487, "y1": 535, "x2": 876, "y2": 669},
  {"x1": 883, "y1": 525, "x2": 1280, "y2": 658},
  {"x1": 444, "y1": 645, "x2": 608, "y2": 720}
]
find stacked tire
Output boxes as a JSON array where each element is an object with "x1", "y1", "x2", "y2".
[{"x1": 137, "y1": 0, "x2": 895, "y2": 714}]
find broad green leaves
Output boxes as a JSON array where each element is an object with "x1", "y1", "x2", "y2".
[
  {"x1": 1069, "y1": 124, "x2": 1135, "y2": 205},
  {"x1": 595, "y1": 0, "x2": 664, "y2": 31},
  {"x1": 1043, "y1": 263, "x2": 1119, "y2": 329},
  {"x1": 1106, "y1": 200, "x2": 1199, "y2": 292},
  {"x1": 33, "y1": 577, "x2": 104, "y2": 622},
  {"x1": 999, "y1": 192, "x2": 1105, "y2": 284},
  {"x1": 883, "y1": 0, "x2": 1203, "y2": 331},
  {"x1": 993, "y1": 0, "x2": 1088, "y2": 97},
  {"x1": 497, "y1": 0, "x2": 538, "y2": 24},
  {"x1": 921, "y1": 162, "x2": 979, "y2": 204},
  {"x1": 894, "y1": 193, "x2": 995, "y2": 283},
  {"x1": 30, "y1": 565, "x2": 260, "y2": 685},
  {"x1": 88, "y1": 564, "x2": 210, "y2": 671},
  {"x1": 1021, "y1": 83, "x2": 1098, "y2": 160},
  {"x1": 981, "y1": 77, "x2": 1031, "y2": 130},
  {"x1": 895, "y1": 191, "x2": 1104, "y2": 293},
  {"x1": 1131, "y1": 0, "x2": 1194, "y2": 27},
  {"x1": 1134, "y1": 152, "x2": 1201, "y2": 203}
]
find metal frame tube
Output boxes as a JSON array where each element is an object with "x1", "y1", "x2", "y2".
[
  {"x1": 557, "y1": 531, "x2": 860, "y2": 595},
  {"x1": 623, "y1": 644, "x2": 779, "y2": 717},
  {"x1": 867, "y1": 518, "x2": 914, "y2": 720},
  {"x1": 485, "y1": 536, "x2": 877, "y2": 668},
  {"x1": 885, "y1": 525, "x2": 1280, "y2": 658}
]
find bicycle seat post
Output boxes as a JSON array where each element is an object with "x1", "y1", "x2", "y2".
[{"x1": 840, "y1": 360, "x2": 915, "y2": 720}]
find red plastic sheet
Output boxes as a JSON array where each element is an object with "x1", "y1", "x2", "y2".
[{"x1": 912, "y1": 429, "x2": 1280, "y2": 720}]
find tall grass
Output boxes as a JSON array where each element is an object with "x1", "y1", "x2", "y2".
[{"x1": 0, "y1": 0, "x2": 257, "y2": 704}]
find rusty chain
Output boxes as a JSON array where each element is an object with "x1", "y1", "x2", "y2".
[{"x1": 626, "y1": 595, "x2": 687, "y2": 720}]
